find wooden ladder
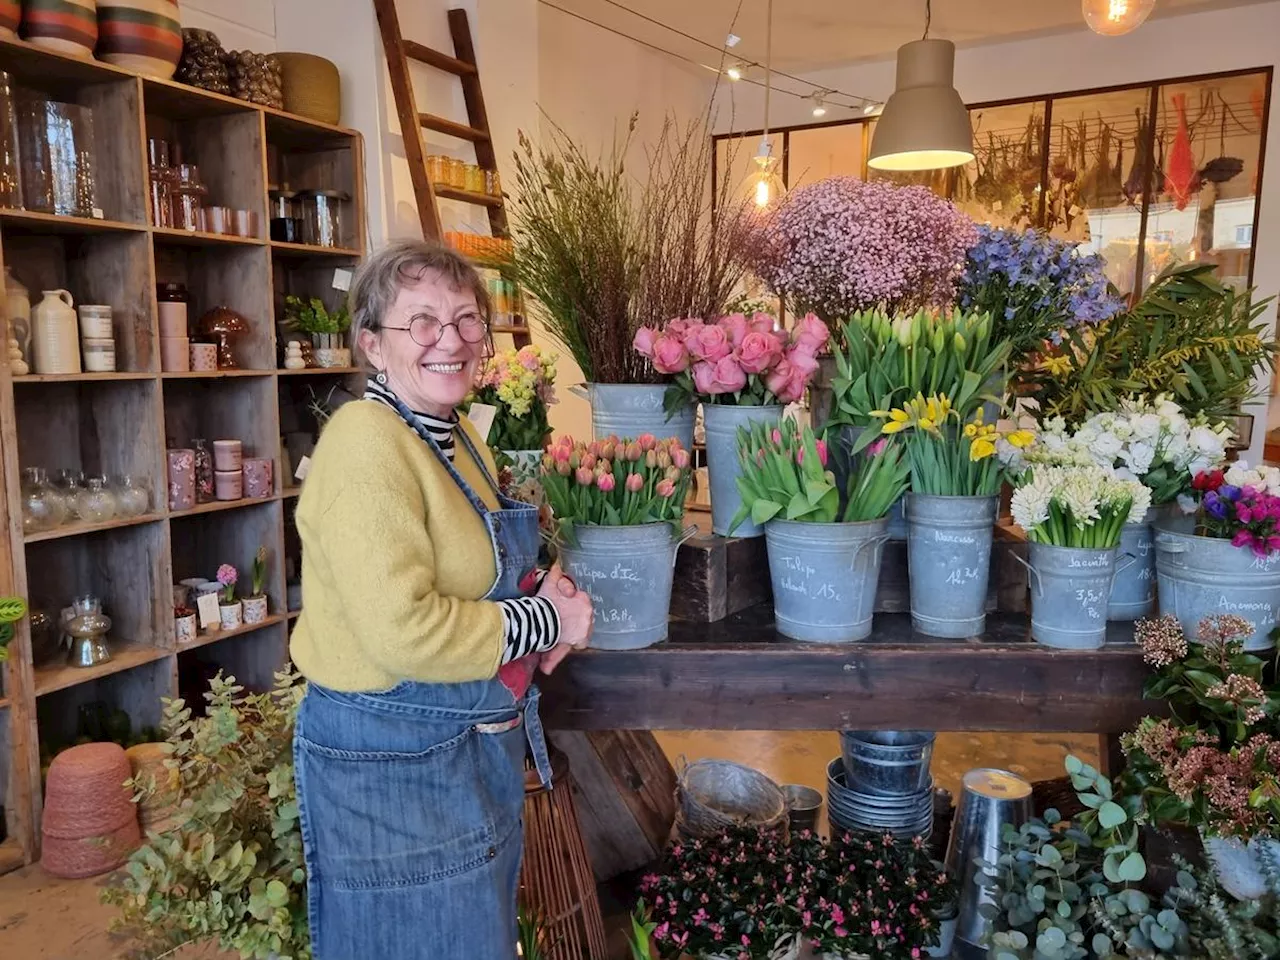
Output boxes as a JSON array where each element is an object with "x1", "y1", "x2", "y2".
[{"x1": 373, "y1": 1, "x2": 528, "y2": 344}]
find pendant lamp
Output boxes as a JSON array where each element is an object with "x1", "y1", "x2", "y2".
[
  {"x1": 867, "y1": 1, "x2": 973, "y2": 172},
  {"x1": 744, "y1": 0, "x2": 785, "y2": 210},
  {"x1": 1082, "y1": 0, "x2": 1156, "y2": 36}
]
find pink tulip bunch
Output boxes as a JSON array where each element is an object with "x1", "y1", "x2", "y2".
[
  {"x1": 540, "y1": 433, "x2": 692, "y2": 541},
  {"x1": 633, "y1": 312, "x2": 830, "y2": 406}
]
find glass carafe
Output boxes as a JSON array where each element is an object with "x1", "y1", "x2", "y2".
[
  {"x1": 114, "y1": 474, "x2": 150, "y2": 518},
  {"x1": 21, "y1": 466, "x2": 66, "y2": 532},
  {"x1": 66, "y1": 594, "x2": 111, "y2": 667},
  {"x1": 74, "y1": 475, "x2": 118, "y2": 523}
]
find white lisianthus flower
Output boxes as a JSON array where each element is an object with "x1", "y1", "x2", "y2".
[
  {"x1": 1093, "y1": 431, "x2": 1123, "y2": 460},
  {"x1": 1124, "y1": 440, "x2": 1156, "y2": 476},
  {"x1": 1129, "y1": 413, "x2": 1162, "y2": 441},
  {"x1": 1176, "y1": 493, "x2": 1197, "y2": 514}
]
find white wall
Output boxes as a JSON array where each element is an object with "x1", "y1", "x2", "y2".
[
  {"x1": 717, "y1": 1, "x2": 1280, "y2": 461},
  {"x1": 181, "y1": 0, "x2": 275, "y2": 52}
]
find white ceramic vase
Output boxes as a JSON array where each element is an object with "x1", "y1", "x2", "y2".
[
  {"x1": 174, "y1": 613, "x2": 196, "y2": 644},
  {"x1": 242, "y1": 595, "x2": 268, "y2": 624},
  {"x1": 218, "y1": 600, "x2": 243, "y2": 630}
]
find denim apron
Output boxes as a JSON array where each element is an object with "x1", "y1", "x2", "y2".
[{"x1": 294, "y1": 398, "x2": 552, "y2": 960}]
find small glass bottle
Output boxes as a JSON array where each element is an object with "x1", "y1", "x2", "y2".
[
  {"x1": 192, "y1": 438, "x2": 214, "y2": 503},
  {"x1": 74, "y1": 475, "x2": 118, "y2": 523}
]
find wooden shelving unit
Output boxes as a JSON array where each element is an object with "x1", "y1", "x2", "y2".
[{"x1": 0, "y1": 35, "x2": 367, "y2": 871}]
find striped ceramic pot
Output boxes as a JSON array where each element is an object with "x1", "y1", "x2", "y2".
[
  {"x1": 22, "y1": 0, "x2": 98, "y2": 58},
  {"x1": 96, "y1": 0, "x2": 181, "y2": 78},
  {"x1": 0, "y1": 1, "x2": 20, "y2": 39}
]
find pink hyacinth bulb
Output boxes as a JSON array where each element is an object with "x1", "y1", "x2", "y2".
[
  {"x1": 625, "y1": 472, "x2": 644, "y2": 493},
  {"x1": 216, "y1": 563, "x2": 237, "y2": 587}
]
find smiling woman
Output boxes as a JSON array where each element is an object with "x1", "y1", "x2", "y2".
[{"x1": 288, "y1": 241, "x2": 595, "y2": 959}]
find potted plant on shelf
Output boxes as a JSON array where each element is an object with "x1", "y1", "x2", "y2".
[
  {"x1": 540, "y1": 433, "x2": 693, "y2": 650},
  {"x1": 747, "y1": 176, "x2": 977, "y2": 430},
  {"x1": 1126, "y1": 613, "x2": 1280, "y2": 902},
  {"x1": 469, "y1": 344, "x2": 557, "y2": 482},
  {"x1": 242, "y1": 546, "x2": 268, "y2": 625},
  {"x1": 871, "y1": 393, "x2": 1033, "y2": 638},
  {"x1": 173, "y1": 603, "x2": 196, "y2": 644},
  {"x1": 1154, "y1": 462, "x2": 1280, "y2": 651},
  {"x1": 1032, "y1": 399, "x2": 1231, "y2": 621},
  {"x1": 730, "y1": 417, "x2": 908, "y2": 642},
  {"x1": 631, "y1": 311, "x2": 829, "y2": 538},
  {"x1": 216, "y1": 563, "x2": 241, "y2": 629},
  {"x1": 1010, "y1": 463, "x2": 1150, "y2": 648},
  {"x1": 509, "y1": 115, "x2": 753, "y2": 445},
  {"x1": 283, "y1": 294, "x2": 351, "y2": 368}
]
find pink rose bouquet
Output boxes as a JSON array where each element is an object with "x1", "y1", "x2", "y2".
[{"x1": 633, "y1": 312, "x2": 830, "y2": 409}]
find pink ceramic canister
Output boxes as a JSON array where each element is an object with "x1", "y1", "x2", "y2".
[
  {"x1": 212, "y1": 439, "x2": 242, "y2": 472},
  {"x1": 214, "y1": 469, "x2": 243, "y2": 501},
  {"x1": 160, "y1": 336, "x2": 189, "y2": 372},
  {"x1": 167, "y1": 448, "x2": 195, "y2": 511},
  {"x1": 157, "y1": 283, "x2": 188, "y2": 338},
  {"x1": 189, "y1": 342, "x2": 217, "y2": 371},
  {"x1": 242, "y1": 457, "x2": 273, "y2": 498}
]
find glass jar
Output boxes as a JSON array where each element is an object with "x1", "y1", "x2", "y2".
[
  {"x1": 21, "y1": 466, "x2": 66, "y2": 532},
  {"x1": 485, "y1": 169, "x2": 502, "y2": 197},
  {"x1": 300, "y1": 189, "x2": 348, "y2": 249},
  {"x1": 269, "y1": 188, "x2": 302, "y2": 243},
  {"x1": 426, "y1": 155, "x2": 446, "y2": 183},
  {"x1": 115, "y1": 475, "x2": 149, "y2": 518},
  {"x1": 171, "y1": 163, "x2": 207, "y2": 232},
  {"x1": 465, "y1": 164, "x2": 485, "y2": 194},
  {"x1": 147, "y1": 137, "x2": 173, "y2": 228},
  {"x1": 192, "y1": 438, "x2": 214, "y2": 503},
  {"x1": 156, "y1": 281, "x2": 188, "y2": 339},
  {"x1": 445, "y1": 157, "x2": 465, "y2": 188},
  {"x1": 0, "y1": 71, "x2": 23, "y2": 209},
  {"x1": 74, "y1": 475, "x2": 118, "y2": 523}
]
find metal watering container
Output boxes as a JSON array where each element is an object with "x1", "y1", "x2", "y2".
[
  {"x1": 1017, "y1": 543, "x2": 1131, "y2": 649},
  {"x1": 839, "y1": 730, "x2": 936, "y2": 795},
  {"x1": 579, "y1": 383, "x2": 695, "y2": 452},
  {"x1": 905, "y1": 494, "x2": 998, "y2": 638},
  {"x1": 764, "y1": 516, "x2": 888, "y2": 642},
  {"x1": 703, "y1": 403, "x2": 783, "y2": 538},
  {"x1": 1154, "y1": 526, "x2": 1280, "y2": 651},
  {"x1": 559, "y1": 522, "x2": 694, "y2": 650}
]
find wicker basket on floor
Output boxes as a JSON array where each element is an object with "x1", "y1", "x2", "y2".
[
  {"x1": 520, "y1": 749, "x2": 608, "y2": 960},
  {"x1": 676, "y1": 758, "x2": 788, "y2": 837},
  {"x1": 1032, "y1": 775, "x2": 1087, "y2": 821}
]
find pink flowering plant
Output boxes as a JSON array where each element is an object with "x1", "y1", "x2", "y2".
[
  {"x1": 1191, "y1": 466, "x2": 1280, "y2": 558},
  {"x1": 215, "y1": 564, "x2": 237, "y2": 603},
  {"x1": 730, "y1": 418, "x2": 909, "y2": 530},
  {"x1": 468, "y1": 345, "x2": 558, "y2": 451},
  {"x1": 632, "y1": 311, "x2": 830, "y2": 411},
  {"x1": 539, "y1": 433, "x2": 691, "y2": 545},
  {"x1": 639, "y1": 826, "x2": 794, "y2": 960},
  {"x1": 1125, "y1": 614, "x2": 1280, "y2": 838},
  {"x1": 748, "y1": 177, "x2": 976, "y2": 337},
  {"x1": 786, "y1": 830, "x2": 952, "y2": 959}
]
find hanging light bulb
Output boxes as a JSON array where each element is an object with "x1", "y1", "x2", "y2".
[
  {"x1": 811, "y1": 93, "x2": 827, "y2": 117},
  {"x1": 1082, "y1": 0, "x2": 1156, "y2": 36},
  {"x1": 748, "y1": 138, "x2": 785, "y2": 209},
  {"x1": 726, "y1": 62, "x2": 744, "y2": 81},
  {"x1": 864, "y1": 102, "x2": 882, "y2": 115},
  {"x1": 868, "y1": 1, "x2": 973, "y2": 171}
]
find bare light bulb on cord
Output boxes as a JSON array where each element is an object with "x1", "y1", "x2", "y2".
[
  {"x1": 745, "y1": 0, "x2": 786, "y2": 210},
  {"x1": 1082, "y1": 0, "x2": 1156, "y2": 36}
]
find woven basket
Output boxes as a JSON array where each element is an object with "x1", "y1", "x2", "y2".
[
  {"x1": 676, "y1": 758, "x2": 787, "y2": 837},
  {"x1": 274, "y1": 52, "x2": 340, "y2": 125},
  {"x1": 1032, "y1": 775, "x2": 1087, "y2": 821}
]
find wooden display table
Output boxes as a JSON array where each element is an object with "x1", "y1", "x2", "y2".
[{"x1": 540, "y1": 609, "x2": 1151, "y2": 737}]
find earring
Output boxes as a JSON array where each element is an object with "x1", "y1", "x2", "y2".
[{"x1": 375, "y1": 370, "x2": 387, "y2": 385}]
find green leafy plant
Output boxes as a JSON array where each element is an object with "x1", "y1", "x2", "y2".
[
  {"x1": 827, "y1": 308, "x2": 1011, "y2": 439},
  {"x1": 0, "y1": 594, "x2": 25, "y2": 663},
  {"x1": 102, "y1": 671, "x2": 308, "y2": 960},
  {"x1": 516, "y1": 907, "x2": 554, "y2": 960},
  {"x1": 283, "y1": 295, "x2": 351, "y2": 337},
  {"x1": 1027, "y1": 263, "x2": 1277, "y2": 425},
  {"x1": 729, "y1": 418, "x2": 909, "y2": 530},
  {"x1": 250, "y1": 546, "x2": 268, "y2": 598},
  {"x1": 1165, "y1": 853, "x2": 1280, "y2": 959},
  {"x1": 627, "y1": 901, "x2": 657, "y2": 960}
]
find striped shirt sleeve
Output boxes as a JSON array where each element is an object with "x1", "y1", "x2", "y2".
[{"x1": 496, "y1": 596, "x2": 561, "y2": 663}]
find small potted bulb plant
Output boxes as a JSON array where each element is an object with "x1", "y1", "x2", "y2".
[
  {"x1": 242, "y1": 547, "x2": 268, "y2": 624},
  {"x1": 174, "y1": 603, "x2": 196, "y2": 644},
  {"x1": 216, "y1": 563, "x2": 241, "y2": 629}
]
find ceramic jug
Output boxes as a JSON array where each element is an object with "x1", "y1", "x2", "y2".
[
  {"x1": 32, "y1": 288, "x2": 80, "y2": 374},
  {"x1": 4, "y1": 265, "x2": 29, "y2": 360}
]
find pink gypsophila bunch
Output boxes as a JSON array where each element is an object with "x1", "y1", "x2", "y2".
[
  {"x1": 633, "y1": 312, "x2": 830, "y2": 406},
  {"x1": 749, "y1": 177, "x2": 976, "y2": 318}
]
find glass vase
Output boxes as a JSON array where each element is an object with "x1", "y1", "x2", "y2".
[
  {"x1": 21, "y1": 466, "x2": 67, "y2": 532},
  {"x1": 74, "y1": 475, "x2": 118, "y2": 523},
  {"x1": 115, "y1": 475, "x2": 150, "y2": 518}
]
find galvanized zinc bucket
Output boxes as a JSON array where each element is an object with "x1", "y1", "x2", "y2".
[
  {"x1": 1019, "y1": 543, "x2": 1128, "y2": 649},
  {"x1": 764, "y1": 516, "x2": 888, "y2": 642},
  {"x1": 704, "y1": 403, "x2": 784, "y2": 538},
  {"x1": 558, "y1": 522, "x2": 692, "y2": 650},
  {"x1": 905, "y1": 494, "x2": 998, "y2": 638},
  {"x1": 840, "y1": 730, "x2": 936, "y2": 796},
  {"x1": 582, "y1": 383, "x2": 695, "y2": 452},
  {"x1": 1155, "y1": 526, "x2": 1280, "y2": 651},
  {"x1": 1107, "y1": 506, "x2": 1158, "y2": 621}
]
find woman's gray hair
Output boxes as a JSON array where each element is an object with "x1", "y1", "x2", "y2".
[{"x1": 349, "y1": 240, "x2": 492, "y2": 368}]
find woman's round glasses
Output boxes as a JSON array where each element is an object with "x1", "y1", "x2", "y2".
[{"x1": 382, "y1": 316, "x2": 489, "y2": 347}]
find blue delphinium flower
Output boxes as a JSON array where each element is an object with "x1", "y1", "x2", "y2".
[{"x1": 957, "y1": 225, "x2": 1126, "y2": 357}]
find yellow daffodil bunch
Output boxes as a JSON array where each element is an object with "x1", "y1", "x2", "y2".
[{"x1": 872, "y1": 393, "x2": 1035, "y2": 496}]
